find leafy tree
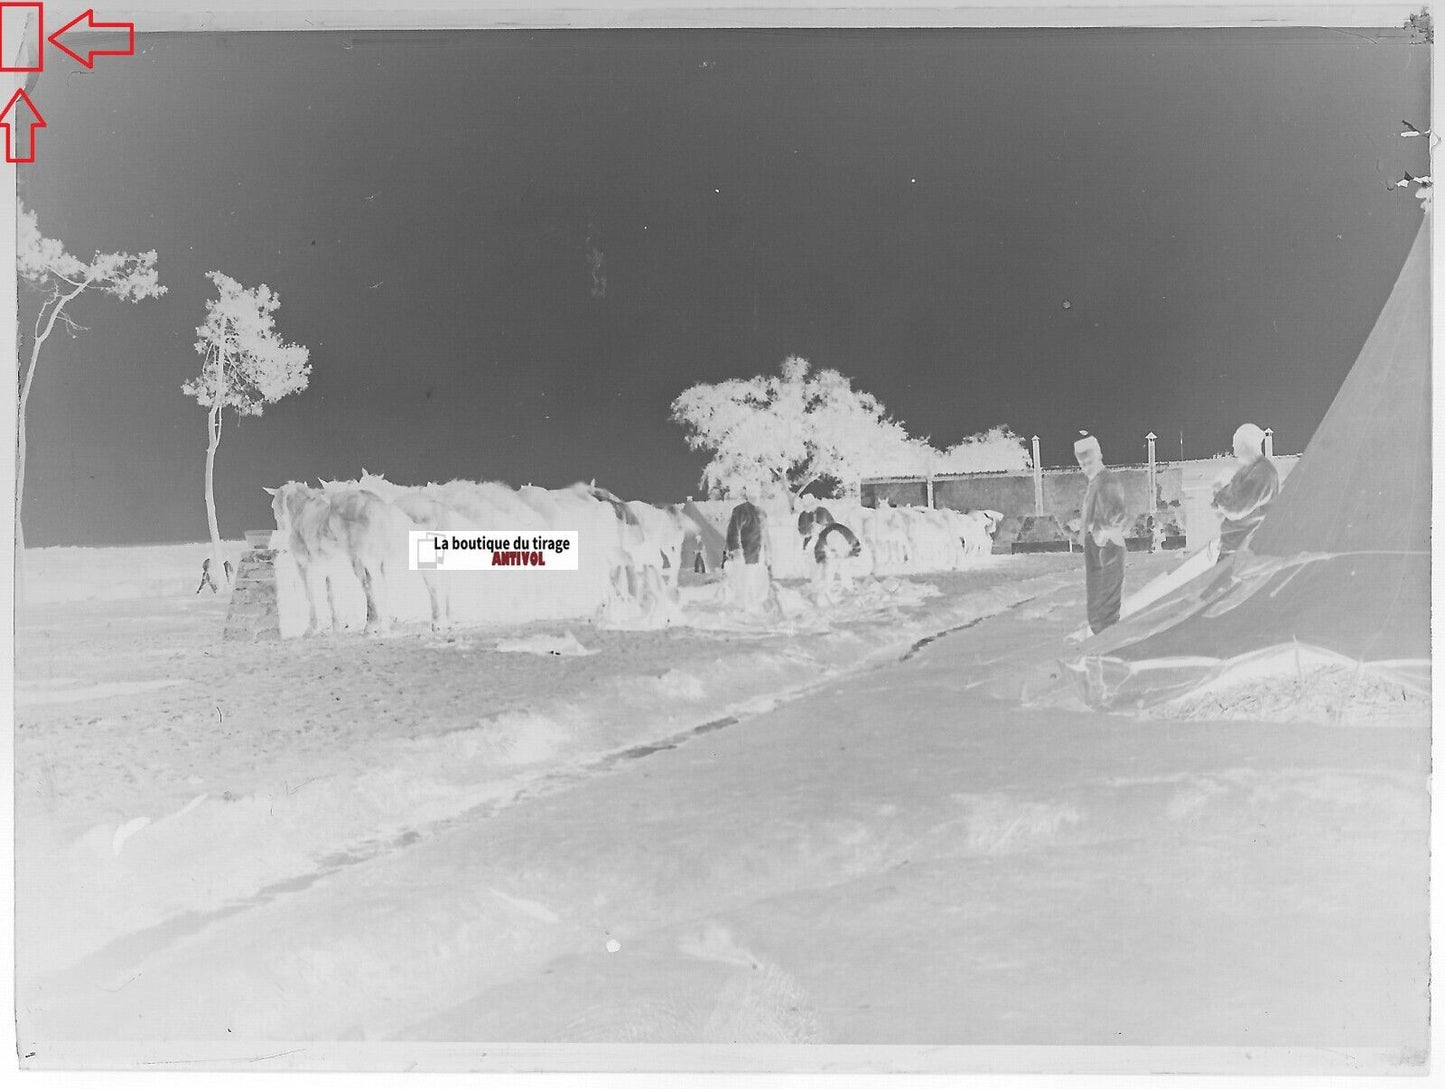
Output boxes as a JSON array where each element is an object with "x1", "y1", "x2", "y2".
[
  {"x1": 184, "y1": 272, "x2": 310, "y2": 586},
  {"x1": 671, "y1": 355, "x2": 1029, "y2": 501},
  {"x1": 932, "y1": 425, "x2": 1034, "y2": 474},
  {"x1": 1405, "y1": 8, "x2": 1432, "y2": 43},
  {"x1": 15, "y1": 204, "x2": 165, "y2": 555}
]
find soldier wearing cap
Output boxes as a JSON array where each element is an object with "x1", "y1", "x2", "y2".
[
  {"x1": 1211, "y1": 423, "x2": 1280, "y2": 560},
  {"x1": 1074, "y1": 433, "x2": 1131, "y2": 634}
]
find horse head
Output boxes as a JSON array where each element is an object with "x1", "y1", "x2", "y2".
[{"x1": 265, "y1": 481, "x2": 313, "y2": 534}]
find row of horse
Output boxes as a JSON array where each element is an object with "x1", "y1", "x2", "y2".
[
  {"x1": 841, "y1": 502, "x2": 1000, "y2": 572},
  {"x1": 267, "y1": 474, "x2": 701, "y2": 635},
  {"x1": 264, "y1": 475, "x2": 1004, "y2": 636}
]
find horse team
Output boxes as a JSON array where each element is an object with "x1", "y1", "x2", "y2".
[
  {"x1": 266, "y1": 474, "x2": 1001, "y2": 637},
  {"x1": 267, "y1": 474, "x2": 700, "y2": 636}
]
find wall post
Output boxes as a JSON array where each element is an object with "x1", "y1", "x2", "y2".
[
  {"x1": 1145, "y1": 431, "x2": 1158, "y2": 515},
  {"x1": 1031, "y1": 435, "x2": 1044, "y2": 516}
]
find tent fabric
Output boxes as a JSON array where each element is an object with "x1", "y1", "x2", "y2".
[
  {"x1": 1248, "y1": 222, "x2": 1431, "y2": 558},
  {"x1": 1069, "y1": 643, "x2": 1429, "y2": 715},
  {"x1": 1063, "y1": 547, "x2": 1431, "y2": 708},
  {"x1": 1064, "y1": 216, "x2": 1431, "y2": 711}
]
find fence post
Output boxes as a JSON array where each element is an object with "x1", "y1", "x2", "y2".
[
  {"x1": 1146, "y1": 431, "x2": 1158, "y2": 515},
  {"x1": 925, "y1": 473, "x2": 935, "y2": 509},
  {"x1": 1263, "y1": 428, "x2": 1274, "y2": 458},
  {"x1": 1031, "y1": 435, "x2": 1043, "y2": 516}
]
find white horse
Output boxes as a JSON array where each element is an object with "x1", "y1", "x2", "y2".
[
  {"x1": 566, "y1": 483, "x2": 670, "y2": 618},
  {"x1": 266, "y1": 482, "x2": 410, "y2": 635},
  {"x1": 386, "y1": 490, "x2": 473, "y2": 632},
  {"x1": 625, "y1": 500, "x2": 703, "y2": 595},
  {"x1": 317, "y1": 472, "x2": 460, "y2": 632},
  {"x1": 860, "y1": 502, "x2": 910, "y2": 571}
]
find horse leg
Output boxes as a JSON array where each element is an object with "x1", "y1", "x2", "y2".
[
  {"x1": 423, "y1": 571, "x2": 448, "y2": 633},
  {"x1": 373, "y1": 557, "x2": 395, "y2": 634},
  {"x1": 608, "y1": 562, "x2": 629, "y2": 603},
  {"x1": 325, "y1": 573, "x2": 343, "y2": 633},
  {"x1": 353, "y1": 556, "x2": 388, "y2": 635},
  {"x1": 639, "y1": 565, "x2": 666, "y2": 618},
  {"x1": 662, "y1": 551, "x2": 681, "y2": 600},
  {"x1": 297, "y1": 562, "x2": 322, "y2": 636}
]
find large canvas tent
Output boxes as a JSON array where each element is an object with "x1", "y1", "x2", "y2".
[{"x1": 1063, "y1": 216, "x2": 1430, "y2": 710}]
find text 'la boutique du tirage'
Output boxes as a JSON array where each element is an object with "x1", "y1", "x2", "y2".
[{"x1": 408, "y1": 531, "x2": 580, "y2": 570}]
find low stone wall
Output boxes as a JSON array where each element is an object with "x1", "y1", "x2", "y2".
[
  {"x1": 864, "y1": 456, "x2": 1299, "y2": 545},
  {"x1": 223, "y1": 549, "x2": 282, "y2": 642}
]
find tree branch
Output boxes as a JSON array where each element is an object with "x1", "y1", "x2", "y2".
[
  {"x1": 212, "y1": 340, "x2": 228, "y2": 443},
  {"x1": 29, "y1": 280, "x2": 88, "y2": 366},
  {"x1": 792, "y1": 473, "x2": 819, "y2": 498},
  {"x1": 48, "y1": 267, "x2": 91, "y2": 290}
]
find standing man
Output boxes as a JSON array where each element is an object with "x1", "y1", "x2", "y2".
[
  {"x1": 1211, "y1": 422, "x2": 1280, "y2": 560},
  {"x1": 1074, "y1": 433, "x2": 1131, "y2": 634},
  {"x1": 724, "y1": 492, "x2": 776, "y2": 615}
]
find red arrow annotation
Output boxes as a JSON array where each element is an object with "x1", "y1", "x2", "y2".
[
  {"x1": 0, "y1": 86, "x2": 44, "y2": 162},
  {"x1": 48, "y1": 8, "x2": 133, "y2": 68}
]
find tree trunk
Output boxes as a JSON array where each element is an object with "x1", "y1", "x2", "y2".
[
  {"x1": 15, "y1": 335, "x2": 38, "y2": 560},
  {"x1": 15, "y1": 283, "x2": 87, "y2": 597},
  {"x1": 204, "y1": 397, "x2": 229, "y2": 591},
  {"x1": 14, "y1": 344, "x2": 34, "y2": 606}
]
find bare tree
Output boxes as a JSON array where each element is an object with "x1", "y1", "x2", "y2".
[{"x1": 184, "y1": 272, "x2": 311, "y2": 588}]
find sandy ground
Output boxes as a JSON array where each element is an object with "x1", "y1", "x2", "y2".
[
  {"x1": 12, "y1": 547, "x2": 1429, "y2": 1071},
  {"x1": 15, "y1": 555, "x2": 1079, "y2": 970}
]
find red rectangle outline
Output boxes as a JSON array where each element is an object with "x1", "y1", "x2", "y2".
[{"x1": 0, "y1": 2, "x2": 43, "y2": 72}]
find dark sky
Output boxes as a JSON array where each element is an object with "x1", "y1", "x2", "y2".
[{"x1": 19, "y1": 27, "x2": 1429, "y2": 545}]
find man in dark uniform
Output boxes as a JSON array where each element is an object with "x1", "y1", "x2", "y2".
[
  {"x1": 1074, "y1": 433, "x2": 1131, "y2": 634},
  {"x1": 724, "y1": 494, "x2": 775, "y2": 614},
  {"x1": 1211, "y1": 423, "x2": 1280, "y2": 560},
  {"x1": 195, "y1": 556, "x2": 234, "y2": 593},
  {"x1": 196, "y1": 556, "x2": 220, "y2": 594}
]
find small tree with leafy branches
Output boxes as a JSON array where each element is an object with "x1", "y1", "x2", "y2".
[{"x1": 184, "y1": 271, "x2": 311, "y2": 587}]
